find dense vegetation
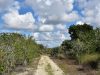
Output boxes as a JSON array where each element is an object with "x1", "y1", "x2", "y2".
[
  {"x1": 50, "y1": 24, "x2": 100, "y2": 70},
  {"x1": 0, "y1": 33, "x2": 43, "y2": 75}
]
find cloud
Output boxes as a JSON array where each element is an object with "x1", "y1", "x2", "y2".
[
  {"x1": 2, "y1": 0, "x2": 100, "y2": 47},
  {"x1": 1, "y1": 0, "x2": 72, "y2": 47},
  {"x1": 76, "y1": 21, "x2": 84, "y2": 25},
  {"x1": 56, "y1": 24, "x2": 66, "y2": 30},
  {"x1": 44, "y1": 11, "x2": 80, "y2": 24},
  {"x1": 25, "y1": 0, "x2": 79, "y2": 24},
  {"x1": 33, "y1": 30, "x2": 71, "y2": 47},
  {"x1": 76, "y1": 0, "x2": 100, "y2": 27},
  {"x1": 2, "y1": 2, "x2": 36, "y2": 30},
  {"x1": 0, "y1": 0, "x2": 14, "y2": 12},
  {"x1": 62, "y1": 0, "x2": 74, "y2": 12},
  {"x1": 3, "y1": 11, "x2": 36, "y2": 30},
  {"x1": 39, "y1": 25, "x2": 54, "y2": 31}
]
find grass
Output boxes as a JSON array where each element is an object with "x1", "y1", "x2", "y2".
[
  {"x1": 52, "y1": 58, "x2": 68, "y2": 75},
  {"x1": 11, "y1": 57, "x2": 41, "y2": 75},
  {"x1": 98, "y1": 69, "x2": 100, "y2": 75},
  {"x1": 45, "y1": 63, "x2": 54, "y2": 75},
  {"x1": 79, "y1": 53, "x2": 99, "y2": 64},
  {"x1": 57, "y1": 63, "x2": 67, "y2": 75},
  {"x1": 52, "y1": 56, "x2": 100, "y2": 75}
]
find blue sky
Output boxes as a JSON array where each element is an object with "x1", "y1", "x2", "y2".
[{"x1": 0, "y1": 0, "x2": 100, "y2": 47}]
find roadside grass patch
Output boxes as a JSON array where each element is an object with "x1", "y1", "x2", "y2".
[
  {"x1": 79, "y1": 53, "x2": 100, "y2": 69},
  {"x1": 45, "y1": 63, "x2": 54, "y2": 75}
]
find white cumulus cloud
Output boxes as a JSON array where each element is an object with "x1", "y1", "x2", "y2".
[
  {"x1": 2, "y1": 1, "x2": 36, "y2": 30},
  {"x1": 3, "y1": 10, "x2": 36, "y2": 30},
  {"x1": 25, "y1": 0, "x2": 78, "y2": 24},
  {"x1": 39, "y1": 25, "x2": 54, "y2": 31},
  {"x1": 0, "y1": 0, "x2": 14, "y2": 12},
  {"x1": 76, "y1": 0, "x2": 100, "y2": 27}
]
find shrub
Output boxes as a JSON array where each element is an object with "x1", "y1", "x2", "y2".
[
  {"x1": 0, "y1": 33, "x2": 43, "y2": 74},
  {"x1": 57, "y1": 54, "x2": 65, "y2": 60},
  {"x1": 78, "y1": 53, "x2": 100, "y2": 69}
]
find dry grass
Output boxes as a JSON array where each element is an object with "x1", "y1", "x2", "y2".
[
  {"x1": 52, "y1": 57, "x2": 100, "y2": 75},
  {"x1": 52, "y1": 58, "x2": 70, "y2": 75},
  {"x1": 79, "y1": 53, "x2": 99, "y2": 64},
  {"x1": 11, "y1": 56, "x2": 40, "y2": 75}
]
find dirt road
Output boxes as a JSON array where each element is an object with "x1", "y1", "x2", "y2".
[
  {"x1": 16, "y1": 55, "x2": 64, "y2": 75},
  {"x1": 34, "y1": 55, "x2": 64, "y2": 75}
]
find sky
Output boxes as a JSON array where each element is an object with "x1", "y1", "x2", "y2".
[{"x1": 0, "y1": 0, "x2": 100, "y2": 47}]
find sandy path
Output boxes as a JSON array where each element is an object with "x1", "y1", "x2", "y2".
[
  {"x1": 15, "y1": 55, "x2": 64, "y2": 75},
  {"x1": 34, "y1": 55, "x2": 64, "y2": 75}
]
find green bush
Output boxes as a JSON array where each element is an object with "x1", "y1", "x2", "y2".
[{"x1": 0, "y1": 33, "x2": 43, "y2": 74}]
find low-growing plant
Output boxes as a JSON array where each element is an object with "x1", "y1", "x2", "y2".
[
  {"x1": 78, "y1": 53, "x2": 100, "y2": 69},
  {"x1": 45, "y1": 63, "x2": 53, "y2": 75}
]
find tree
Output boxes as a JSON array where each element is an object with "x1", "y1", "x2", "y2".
[
  {"x1": 51, "y1": 47, "x2": 59, "y2": 57},
  {"x1": 61, "y1": 40, "x2": 72, "y2": 56},
  {"x1": 69, "y1": 23, "x2": 93, "y2": 40}
]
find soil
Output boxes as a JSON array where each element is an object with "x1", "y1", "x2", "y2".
[
  {"x1": 12, "y1": 56, "x2": 100, "y2": 75},
  {"x1": 34, "y1": 55, "x2": 64, "y2": 75},
  {"x1": 52, "y1": 57, "x2": 100, "y2": 75}
]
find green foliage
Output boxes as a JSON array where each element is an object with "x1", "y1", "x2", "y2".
[
  {"x1": 45, "y1": 63, "x2": 53, "y2": 75},
  {"x1": 79, "y1": 53, "x2": 99, "y2": 64},
  {"x1": 78, "y1": 28, "x2": 100, "y2": 54},
  {"x1": 61, "y1": 24, "x2": 100, "y2": 69},
  {"x1": 78, "y1": 53, "x2": 100, "y2": 69},
  {"x1": 61, "y1": 40, "x2": 73, "y2": 57},
  {"x1": 71, "y1": 39, "x2": 85, "y2": 59},
  {"x1": 50, "y1": 47, "x2": 60, "y2": 57},
  {"x1": 69, "y1": 23, "x2": 93, "y2": 40},
  {"x1": 0, "y1": 33, "x2": 43, "y2": 74},
  {"x1": 61, "y1": 40, "x2": 72, "y2": 51},
  {"x1": 0, "y1": 50, "x2": 5, "y2": 73},
  {"x1": 61, "y1": 39, "x2": 85, "y2": 59}
]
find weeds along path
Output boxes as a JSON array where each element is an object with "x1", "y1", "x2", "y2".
[{"x1": 34, "y1": 55, "x2": 64, "y2": 75}]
